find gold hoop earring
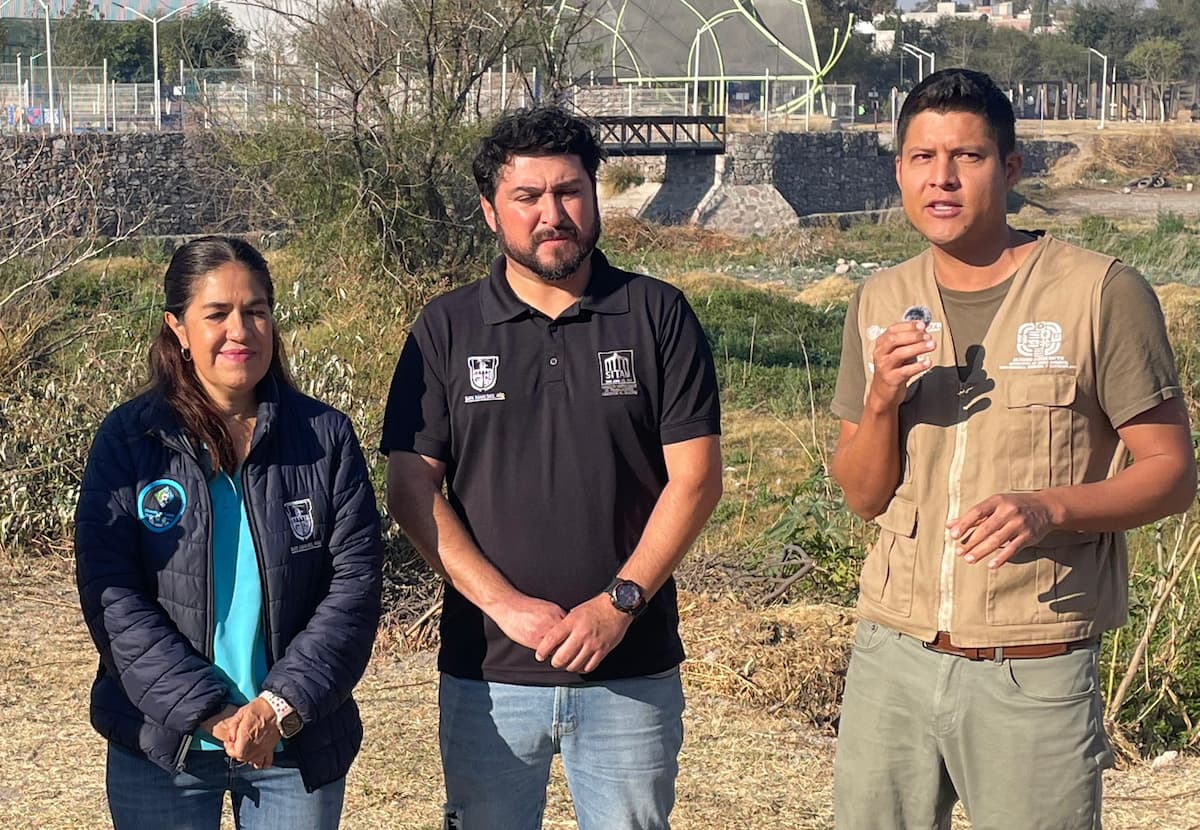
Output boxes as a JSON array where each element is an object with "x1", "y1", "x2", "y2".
[{"x1": 181, "y1": 348, "x2": 192, "y2": 362}]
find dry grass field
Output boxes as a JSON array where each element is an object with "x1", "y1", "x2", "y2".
[
  {"x1": 3, "y1": 560, "x2": 1198, "y2": 830},
  {"x1": 4, "y1": 123, "x2": 1200, "y2": 830}
]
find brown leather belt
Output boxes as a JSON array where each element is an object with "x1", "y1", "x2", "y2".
[{"x1": 923, "y1": 631, "x2": 1094, "y2": 662}]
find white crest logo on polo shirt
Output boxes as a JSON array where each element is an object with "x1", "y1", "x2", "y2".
[
  {"x1": 598, "y1": 349, "x2": 638, "y2": 396},
  {"x1": 1000, "y1": 321, "x2": 1074, "y2": 370},
  {"x1": 468, "y1": 356, "x2": 499, "y2": 392},
  {"x1": 284, "y1": 498, "x2": 315, "y2": 542}
]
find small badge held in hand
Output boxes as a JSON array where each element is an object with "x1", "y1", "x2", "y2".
[
  {"x1": 903, "y1": 305, "x2": 932, "y2": 325},
  {"x1": 902, "y1": 305, "x2": 934, "y2": 373}
]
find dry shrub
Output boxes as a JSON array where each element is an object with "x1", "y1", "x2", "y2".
[
  {"x1": 600, "y1": 160, "x2": 646, "y2": 196},
  {"x1": 1093, "y1": 131, "x2": 1181, "y2": 177},
  {"x1": 603, "y1": 214, "x2": 752, "y2": 257},
  {"x1": 797, "y1": 275, "x2": 857, "y2": 307},
  {"x1": 680, "y1": 592, "x2": 855, "y2": 728},
  {"x1": 1155, "y1": 282, "x2": 1200, "y2": 322},
  {"x1": 603, "y1": 214, "x2": 828, "y2": 265}
]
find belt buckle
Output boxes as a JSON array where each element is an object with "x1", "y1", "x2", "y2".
[{"x1": 922, "y1": 634, "x2": 954, "y2": 657}]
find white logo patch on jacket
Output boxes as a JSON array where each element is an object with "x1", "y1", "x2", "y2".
[{"x1": 285, "y1": 498, "x2": 315, "y2": 542}]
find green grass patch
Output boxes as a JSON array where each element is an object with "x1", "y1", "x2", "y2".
[{"x1": 688, "y1": 283, "x2": 845, "y2": 416}]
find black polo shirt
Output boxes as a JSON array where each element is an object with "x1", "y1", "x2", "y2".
[{"x1": 381, "y1": 249, "x2": 721, "y2": 685}]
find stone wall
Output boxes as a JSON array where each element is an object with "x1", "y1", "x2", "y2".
[
  {"x1": 1, "y1": 132, "x2": 240, "y2": 238},
  {"x1": 4, "y1": 130, "x2": 1081, "y2": 240},
  {"x1": 684, "y1": 134, "x2": 1080, "y2": 234},
  {"x1": 641, "y1": 154, "x2": 717, "y2": 224},
  {"x1": 686, "y1": 131, "x2": 898, "y2": 234},
  {"x1": 1017, "y1": 139, "x2": 1077, "y2": 176}
]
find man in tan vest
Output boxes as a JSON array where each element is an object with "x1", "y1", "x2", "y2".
[{"x1": 829, "y1": 68, "x2": 1196, "y2": 829}]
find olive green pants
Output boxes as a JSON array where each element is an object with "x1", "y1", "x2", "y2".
[{"x1": 833, "y1": 620, "x2": 1114, "y2": 830}]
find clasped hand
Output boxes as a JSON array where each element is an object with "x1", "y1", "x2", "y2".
[
  {"x1": 491, "y1": 592, "x2": 634, "y2": 675},
  {"x1": 202, "y1": 697, "x2": 281, "y2": 769}
]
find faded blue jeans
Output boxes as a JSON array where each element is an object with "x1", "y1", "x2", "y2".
[
  {"x1": 439, "y1": 669, "x2": 685, "y2": 830},
  {"x1": 106, "y1": 743, "x2": 345, "y2": 830}
]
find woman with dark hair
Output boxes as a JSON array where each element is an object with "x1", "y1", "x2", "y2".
[{"x1": 75, "y1": 236, "x2": 383, "y2": 829}]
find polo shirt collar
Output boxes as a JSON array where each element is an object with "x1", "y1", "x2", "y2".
[{"x1": 480, "y1": 249, "x2": 630, "y2": 324}]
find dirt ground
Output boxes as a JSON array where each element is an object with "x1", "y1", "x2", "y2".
[{"x1": 3, "y1": 567, "x2": 1199, "y2": 830}]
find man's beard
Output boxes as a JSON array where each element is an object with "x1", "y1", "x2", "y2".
[{"x1": 496, "y1": 217, "x2": 601, "y2": 283}]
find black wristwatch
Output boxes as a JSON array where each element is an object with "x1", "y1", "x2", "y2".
[{"x1": 605, "y1": 577, "x2": 648, "y2": 618}]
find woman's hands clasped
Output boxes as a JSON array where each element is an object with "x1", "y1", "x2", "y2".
[{"x1": 201, "y1": 698, "x2": 282, "y2": 769}]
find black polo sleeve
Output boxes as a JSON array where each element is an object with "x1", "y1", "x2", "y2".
[
  {"x1": 380, "y1": 314, "x2": 451, "y2": 461},
  {"x1": 658, "y1": 293, "x2": 722, "y2": 445}
]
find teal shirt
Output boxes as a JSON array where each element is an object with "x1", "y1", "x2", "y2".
[{"x1": 197, "y1": 469, "x2": 269, "y2": 751}]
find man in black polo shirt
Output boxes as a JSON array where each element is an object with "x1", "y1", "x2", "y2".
[{"x1": 381, "y1": 107, "x2": 723, "y2": 829}]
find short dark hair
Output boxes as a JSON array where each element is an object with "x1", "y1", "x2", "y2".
[
  {"x1": 897, "y1": 68, "x2": 1016, "y2": 159},
  {"x1": 473, "y1": 107, "x2": 606, "y2": 203}
]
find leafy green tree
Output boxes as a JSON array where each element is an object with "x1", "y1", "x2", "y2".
[
  {"x1": 933, "y1": 18, "x2": 990, "y2": 68},
  {"x1": 106, "y1": 22, "x2": 154, "y2": 82},
  {"x1": 1067, "y1": 0, "x2": 1143, "y2": 78},
  {"x1": 1143, "y1": 0, "x2": 1200, "y2": 80},
  {"x1": 824, "y1": 32, "x2": 895, "y2": 99},
  {"x1": 975, "y1": 27, "x2": 1038, "y2": 89},
  {"x1": 1030, "y1": 0, "x2": 1052, "y2": 30},
  {"x1": 160, "y1": 5, "x2": 246, "y2": 83},
  {"x1": 1034, "y1": 32, "x2": 1088, "y2": 83},
  {"x1": 1125, "y1": 37, "x2": 1183, "y2": 120}
]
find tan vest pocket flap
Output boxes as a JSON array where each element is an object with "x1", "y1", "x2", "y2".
[
  {"x1": 1005, "y1": 372, "x2": 1077, "y2": 407},
  {"x1": 875, "y1": 496, "x2": 918, "y2": 538}
]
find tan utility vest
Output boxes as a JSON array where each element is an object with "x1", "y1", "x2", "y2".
[{"x1": 854, "y1": 235, "x2": 1129, "y2": 646}]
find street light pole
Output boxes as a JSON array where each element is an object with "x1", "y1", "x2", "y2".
[
  {"x1": 30, "y1": 52, "x2": 44, "y2": 111},
  {"x1": 114, "y1": 1, "x2": 194, "y2": 130},
  {"x1": 32, "y1": 0, "x2": 55, "y2": 131},
  {"x1": 1087, "y1": 47, "x2": 1108, "y2": 130},
  {"x1": 901, "y1": 44, "x2": 935, "y2": 83}
]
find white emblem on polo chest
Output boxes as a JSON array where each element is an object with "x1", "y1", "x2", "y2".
[
  {"x1": 468, "y1": 356, "x2": 499, "y2": 392},
  {"x1": 598, "y1": 349, "x2": 638, "y2": 396}
]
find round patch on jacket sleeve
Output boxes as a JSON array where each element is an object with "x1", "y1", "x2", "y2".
[{"x1": 137, "y1": 479, "x2": 188, "y2": 532}]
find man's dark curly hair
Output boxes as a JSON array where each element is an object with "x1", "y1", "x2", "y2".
[
  {"x1": 473, "y1": 107, "x2": 606, "y2": 203},
  {"x1": 897, "y1": 68, "x2": 1016, "y2": 160}
]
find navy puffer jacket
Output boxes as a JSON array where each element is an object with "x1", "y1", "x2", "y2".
[{"x1": 74, "y1": 378, "x2": 383, "y2": 791}]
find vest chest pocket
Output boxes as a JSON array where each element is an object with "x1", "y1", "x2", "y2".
[
  {"x1": 1005, "y1": 373, "x2": 1077, "y2": 491},
  {"x1": 862, "y1": 497, "x2": 918, "y2": 617}
]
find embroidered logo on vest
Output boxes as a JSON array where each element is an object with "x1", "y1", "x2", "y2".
[{"x1": 1000, "y1": 321, "x2": 1075, "y2": 370}]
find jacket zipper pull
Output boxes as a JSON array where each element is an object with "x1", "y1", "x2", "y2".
[{"x1": 173, "y1": 734, "x2": 193, "y2": 772}]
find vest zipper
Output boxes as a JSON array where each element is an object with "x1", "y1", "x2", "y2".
[{"x1": 937, "y1": 388, "x2": 973, "y2": 632}]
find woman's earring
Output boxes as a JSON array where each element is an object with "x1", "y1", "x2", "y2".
[{"x1": 181, "y1": 347, "x2": 192, "y2": 362}]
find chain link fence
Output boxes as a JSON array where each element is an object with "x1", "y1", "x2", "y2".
[{"x1": 0, "y1": 56, "x2": 861, "y2": 134}]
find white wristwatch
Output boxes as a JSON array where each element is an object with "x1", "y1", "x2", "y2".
[{"x1": 259, "y1": 689, "x2": 303, "y2": 739}]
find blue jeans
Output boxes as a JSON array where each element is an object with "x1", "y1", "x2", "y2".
[
  {"x1": 439, "y1": 669, "x2": 685, "y2": 830},
  {"x1": 106, "y1": 743, "x2": 345, "y2": 830}
]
